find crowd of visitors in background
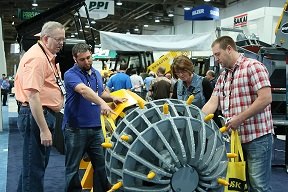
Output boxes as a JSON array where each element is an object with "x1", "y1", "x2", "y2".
[{"x1": 103, "y1": 59, "x2": 218, "y2": 105}]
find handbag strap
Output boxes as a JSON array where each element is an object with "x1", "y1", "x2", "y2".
[{"x1": 231, "y1": 130, "x2": 244, "y2": 162}]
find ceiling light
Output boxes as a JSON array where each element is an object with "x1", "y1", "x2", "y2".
[
  {"x1": 116, "y1": 0, "x2": 122, "y2": 6},
  {"x1": 168, "y1": 11, "x2": 174, "y2": 17},
  {"x1": 32, "y1": 0, "x2": 38, "y2": 6},
  {"x1": 204, "y1": 0, "x2": 211, "y2": 2},
  {"x1": 155, "y1": 18, "x2": 160, "y2": 23},
  {"x1": 134, "y1": 27, "x2": 139, "y2": 32},
  {"x1": 184, "y1": 7, "x2": 191, "y2": 10},
  {"x1": 144, "y1": 24, "x2": 149, "y2": 27},
  {"x1": 71, "y1": 34, "x2": 75, "y2": 38}
]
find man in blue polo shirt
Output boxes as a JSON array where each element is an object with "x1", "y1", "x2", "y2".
[
  {"x1": 62, "y1": 43, "x2": 126, "y2": 192},
  {"x1": 106, "y1": 63, "x2": 132, "y2": 92}
]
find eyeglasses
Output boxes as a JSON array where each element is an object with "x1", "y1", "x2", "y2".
[
  {"x1": 175, "y1": 70, "x2": 187, "y2": 76},
  {"x1": 48, "y1": 36, "x2": 66, "y2": 43}
]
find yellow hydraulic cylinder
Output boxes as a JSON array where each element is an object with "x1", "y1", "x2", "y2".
[
  {"x1": 186, "y1": 95, "x2": 194, "y2": 105},
  {"x1": 163, "y1": 103, "x2": 169, "y2": 114},
  {"x1": 147, "y1": 171, "x2": 156, "y2": 179},
  {"x1": 218, "y1": 178, "x2": 229, "y2": 186},
  {"x1": 101, "y1": 142, "x2": 113, "y2": 148},
  {"x1": 204, "y1": 114, "x2": 214, "y2": 122}
]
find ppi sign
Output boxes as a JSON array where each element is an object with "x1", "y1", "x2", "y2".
[
  {"x1": 79, "y1": 0, "x2": 114, "y2": 20},
  {"x1": 184, "y1": 5, "x2": 219, "y2": 20}
]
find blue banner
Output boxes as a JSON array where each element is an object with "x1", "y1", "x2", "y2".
[{"x1": 184, "y1": 5, "x2": 219, "y2": 20}]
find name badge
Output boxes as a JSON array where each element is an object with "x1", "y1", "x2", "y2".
[{"x1": 224, "y1": 96, "x2": 229, "y2": 111}]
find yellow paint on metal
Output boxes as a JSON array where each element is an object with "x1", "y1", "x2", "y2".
[
  {"x1": 81, "y1": 162, "x2": 93, "y2": 190},
  {"x1": 275, "y1": 3, "x2": 288, "y2": 35},
  {"x1": 111, "y1": 181, "x2": 123, "y2": 190},
  {"x1": 163, "y1": 103, "x2": 169, "y2": 114},
  {"x1": 186, "y1": 95, "x2": 194, "y2": 105},
  {"x1": 138, "y1": 99, "x2": 145, "y2": 109},
  {"x1": 204, "y1": 114, "x2": 214, "y2": 122},
  {"x1": 219, "y1": 126, "x2": 226, "y2": 133},
  {"x1": 101, "y1": 142, "x2": 113, "y2": 148},
  {"x1": 79, "y1": 159, "x2": 89, "y2": 170},
  {"x1": 109, "y1": 89, "x2": 146, "y2": 121},
  {"x1": 218, "y1": 178, "x2": 229, "y2": 186},
  {"x1": 121, "y1": 135, "x2": 130, "y2": 141},
  {"x1": 147, "y1": 172, "x2": 156, "y2": 179},
  {"x1": 118, "y1": 112, "x2": 126, "y2": 118}
]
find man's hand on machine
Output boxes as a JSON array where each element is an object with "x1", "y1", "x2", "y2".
[
  {"x1": 111, "y1": 96, "x2": 127, "y2": 107},
  {"x1": 100, "y1": 102, "x2": 116, "y2": 116}
]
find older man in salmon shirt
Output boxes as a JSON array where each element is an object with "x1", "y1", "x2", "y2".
[{"x1": 14, "y1": 21, "x2": 65, "y2": 192}]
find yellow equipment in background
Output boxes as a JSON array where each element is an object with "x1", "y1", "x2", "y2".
[
  {"x1": 146, "y1": 51, "x2": 189, "y2": 74},
  {"x1": 101, "y1": 69, "x2": 113, "y2": 77}
]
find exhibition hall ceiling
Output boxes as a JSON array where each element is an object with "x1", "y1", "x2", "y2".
[
  {"x1": 0, "y1": 0, "x2": 226, "y2": 75},
  {"x1": 1, "y1": 0, "x2": 227, "y2": 45}
]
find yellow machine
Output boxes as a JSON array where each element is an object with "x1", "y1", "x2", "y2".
[
  {"x1": 81, "y1": 89, "x2": 233, "y2": 192},
  {"x1": 80, "y1": 89, "x2": 146, "y2": 191}
]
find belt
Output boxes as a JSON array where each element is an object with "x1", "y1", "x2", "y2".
[
  {"x1": 21, "y1": 102, "x2": 55, "y2": 115},
  {"x1": 21, "y1": 102, "x2": 29, "y2": 106}
]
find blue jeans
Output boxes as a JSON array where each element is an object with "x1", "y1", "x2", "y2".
[
  {"x1": 242, "y1": 133, "x2": 273, "y2": 192},
  {"x1": 17, "y1": 106, "x2": 56, "y2": 192},
  {"x1": 64, "y1": 125, "x2": 108, "y2": 192}
]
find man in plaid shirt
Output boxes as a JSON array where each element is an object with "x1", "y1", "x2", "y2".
[{"x1": 202, "y1": 36, "x2": 273, "y2": 191}]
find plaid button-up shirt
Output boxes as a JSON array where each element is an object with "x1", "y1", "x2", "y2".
[{"x1": 213, "y1": 54, "x2": 274, "y2": 143}]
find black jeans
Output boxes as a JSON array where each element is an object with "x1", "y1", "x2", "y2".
[{"x1": 1, "y1": 89, "x2": 8, "y2": 105}]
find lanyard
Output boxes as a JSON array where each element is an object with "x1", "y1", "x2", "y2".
[
  {"x1": 81, "y1": 70, "x2": 98, "y2": 92},
  {"x1": 38, "y1": 43, "x2": 66, "y2": 95},
  {"x1": 38, "y1": 43, "x2": 60, "y2": 78},
  {"x1": 222, "y1": 66, "x2": 237, "y2": 97}
]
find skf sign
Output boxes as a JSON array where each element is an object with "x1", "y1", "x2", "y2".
[{"x1": 234, "y1": 14, "x2": 247, "y2": 27}]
